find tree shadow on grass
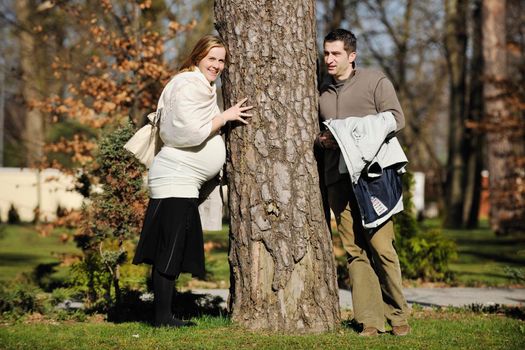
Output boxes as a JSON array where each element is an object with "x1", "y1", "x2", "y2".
[
  {"x1": 460, "y1": 250, "x2": 525, "y2": 265},
  {"x1": 453, "y1": 270, "x2": 510, "y2": 280},
  {"x1": 107, "y1": 289, "x2": 227, "y2": 324},
  {"x1": 0, "y1": 253, "x2": 41, "y2": 266},
  {"x1": 466, "y1": 304, "x2": 525, "y2": 321},
  {"x1": 455, "y1": 238, "x2": 525, "y2": 246}
]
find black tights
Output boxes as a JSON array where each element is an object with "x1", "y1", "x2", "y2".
[{"x1": 152, "y1": 266, "x2": 176, "y2": 325}]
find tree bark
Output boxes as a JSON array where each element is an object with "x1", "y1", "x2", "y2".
[
  {"x1": 443, "y1": 0, "x2": 468, "y2": 228},
  {"x1": 482, "y1": 0, "x2": 525, "y2": 234},
  {"x1": 215, "y1": 0, "x2": 340, "y2": 332}
]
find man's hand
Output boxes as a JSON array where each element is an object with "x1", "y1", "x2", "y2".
[{"x1": 315, "y1": 130, "x2": 339, "y2": 150}]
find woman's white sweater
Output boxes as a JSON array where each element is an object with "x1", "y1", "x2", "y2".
[{"x1": 148, "y1": 69, "x2": 225, "y2": 199}]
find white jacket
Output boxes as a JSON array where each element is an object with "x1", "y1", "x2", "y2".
[
  {"x1": 159, "y1": 69, "x2": 221, "y2": 148},
  {"x1": 324, "y1": 112, "x2": 408, "y2": 184}
]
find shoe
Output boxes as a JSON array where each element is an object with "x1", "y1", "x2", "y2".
[
  {"x1": 359, "y1": 327, "x2": 379, "y2": 337},
  {"x1": 392, "y1": 324, "x2": 411, "y2": 336}
]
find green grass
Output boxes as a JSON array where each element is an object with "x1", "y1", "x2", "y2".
[
  {"x1": 2, "y1": 221, "x2": 524, "y2": 288},
  {"x1": 1, "y1": 223, "x2": 524, "y2": 349},
  {"x1": 0, "y1": 224, "x2": 230, "y2": 290},
  {"x1": 0, "y1": 225, "x2": 80, "y2": 283},
  {"x1": 0, "y1": 311, "x2": 524, "y2": 350},
  {"x1": 426, "y1": 220, "x2": 525, "y2": 286}
]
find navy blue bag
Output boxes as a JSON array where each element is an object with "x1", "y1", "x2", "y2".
[{"x1": 352, "y1": 166, "x2": 403, "y2": 229}]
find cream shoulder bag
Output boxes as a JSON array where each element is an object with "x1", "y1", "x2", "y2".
[
  {"x1": 124, "y1": 83, "x2": 170, "y2": 168},
  {"x1": 123, "y1": 108, "x2": 163, "y2": 168}
]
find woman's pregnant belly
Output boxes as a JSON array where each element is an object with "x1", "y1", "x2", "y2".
[{"x1": 148, "y1": 134, "x2": 226, "y2": 198}]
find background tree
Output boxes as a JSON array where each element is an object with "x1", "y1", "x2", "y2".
[
  {"x1": 332, "y1": 0, "x2": 449, "y2": 217},
  {"x1": 463, "y1": 0, "x2": 484, "y2": 228},
  {"x1": 442, "y1": 0, "x2": 468, "y2": 228},
  {"x1": 482, "y1": 0, "x2": 525, "y2": 234},
  {"x1": 28, "y1": 0, "x2": 203, "y2": 306},
  {"x1": 215, "y1": 0, "x2": 340, "y2": 332}
]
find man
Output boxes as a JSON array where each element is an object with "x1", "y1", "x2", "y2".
[{"x1": 316, "y1": 28, "x2": 410, "y2": 337}]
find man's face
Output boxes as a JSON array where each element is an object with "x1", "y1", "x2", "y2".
[{"x1": 324, "y1": 40, "x2": 356, "y2": 80}]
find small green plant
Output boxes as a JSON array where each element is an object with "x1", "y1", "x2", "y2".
[
  {"x1": 394, "y1": 171, "x2": 457, "y2": 281},
  {"x1": 504, "y1": 266, "x2": 525, "y2": 284},
  {"x1": 0, "y1": 282, "x2": 49, "y2": 316}
]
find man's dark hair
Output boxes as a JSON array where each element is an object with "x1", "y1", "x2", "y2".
[{"x1": 324, "y1": 29, "x2": 357, "y2": 53}]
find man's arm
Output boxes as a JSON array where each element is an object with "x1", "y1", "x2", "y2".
[{"x1": 374, "y1": 77, "x2": 405, "y2": 131}]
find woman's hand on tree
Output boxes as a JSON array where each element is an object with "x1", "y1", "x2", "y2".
[{"x1": 221, "y1": 98, "x2": 253, "y2": 125}]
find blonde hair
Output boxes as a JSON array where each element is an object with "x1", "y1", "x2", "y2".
[{"x1": 178, "y1": 35, "x2": 228, "y2": 73}]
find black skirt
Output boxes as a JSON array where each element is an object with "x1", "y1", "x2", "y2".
[{"x1": 132, "y1": 197, "x2": 205, "y2": 279}]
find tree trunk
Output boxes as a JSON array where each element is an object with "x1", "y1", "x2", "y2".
[
  {"x1": 327, "y1": 0, "x2": 347, "y2": 31},
  {"x1": 0, "y1": 43, "x2": 5, "y2": 167},
  {"x1": 16, "y1": 0, "x2": 45, "y2": 168},
  {"x1": 464, "y1": 0, "x2": 484, "y2": 228},
  {"x1": 482, "y1": 0, "x2": 525, "y2": 234},
  {"x1": 215, "y1": 0, "x2": 340, "y2": 332},
  {"x1": 443, "y1": 0, "x2": 468, "y2": 228}
]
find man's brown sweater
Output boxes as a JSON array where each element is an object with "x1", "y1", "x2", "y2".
[{"x1": 319, "y1": 68, "x2": 405, "y2": 186}]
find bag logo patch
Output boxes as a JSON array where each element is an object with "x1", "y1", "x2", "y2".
[{"x1": 370, "y1": 196, "x2": 388, "y2": 216}]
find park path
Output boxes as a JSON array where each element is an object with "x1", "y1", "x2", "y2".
[{"x1": 190, "y1": 287, "x2": 525, "y2": 309}]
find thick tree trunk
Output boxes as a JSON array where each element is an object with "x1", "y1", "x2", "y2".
[
  {"x1": 215, "y1": 0, "x2": 340, "y2": 332},
  {"x1": 443, "y1": 0, "x2": 468, "y2": 228}
]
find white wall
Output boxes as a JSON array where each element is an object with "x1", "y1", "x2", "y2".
[
  {"x1": 0, "y1": 168, "x2": 84, "y2": 222},
  {"x1": 412, "y1": 171, "x2": 425, "y2": 216}
]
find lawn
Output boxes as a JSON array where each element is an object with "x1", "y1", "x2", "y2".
[
  {"x1": 1, "y1": 310, "x2": 524, "y2": 350},
  {"x1": 1, "y1": 223, "x2": 524, "y2": 349},
  {"x1": 1, "y1": 221, "x2": 524, "y2": 288},
  {"x1": 0, "y1": 225, "x2": 80, "y2": 284},
  {"x1": 424, "y1": 220, "x2": 525, "y2": 286}
]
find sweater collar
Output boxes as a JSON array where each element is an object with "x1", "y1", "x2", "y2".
[{"x1": 331, "y1": 69, "x2": 356, "y2": 87}]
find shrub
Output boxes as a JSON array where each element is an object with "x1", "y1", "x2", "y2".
[
  {"x1": 397, "y1": 229, "x2": 457, "y2": 280},
  {"x1": 7, "y1": 203, "x2": 21, "y2": 224},
  {"x1": 394, "y1": 171, "x2": 457, "y2": 281},
  {"x1": 50, "y1": 288, "x2": 78, "y2": 304},
  {"x1": 56, "y1": 204, "x2": 68, "y2": 218},
  {"x1": 504, "y1": 266, "x2": 525, "y2": 284},
  {"x1": 72, "y1": 121, "x2": 148, "y2": 307},
  {"x1": 0, "y1": 283, "x2": 50, "y2": 316}
]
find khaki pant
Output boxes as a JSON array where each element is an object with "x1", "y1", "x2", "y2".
[{"x1": 328, "y1": 180, "x2": 409, "y2": 331}]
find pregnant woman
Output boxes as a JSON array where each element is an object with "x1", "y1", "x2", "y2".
[{"x1": 133, "y1": 35, "x2": 252, "y2": 327}]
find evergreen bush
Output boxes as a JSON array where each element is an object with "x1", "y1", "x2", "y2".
[
  {"x1": 72, "y1": 120, "x2": 148, "y2": 308},
  {"x1": 394, "y1": 171, "x2": 457, "y2": 281}
]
